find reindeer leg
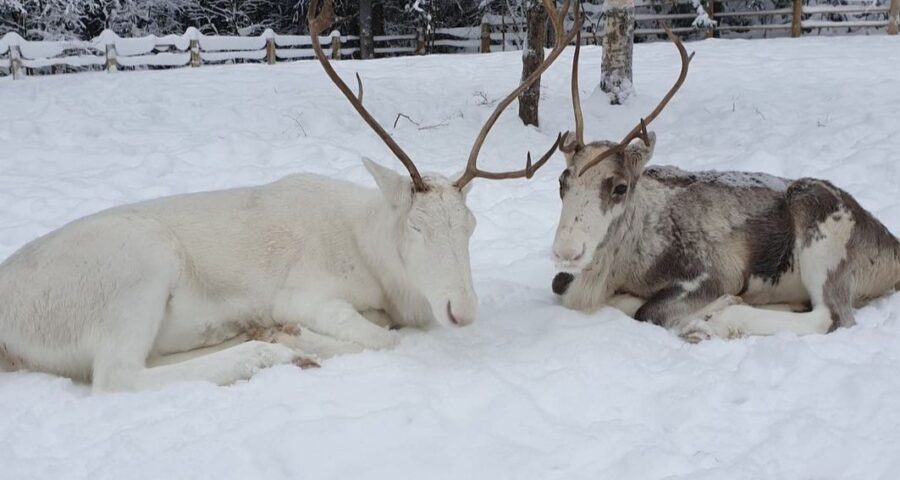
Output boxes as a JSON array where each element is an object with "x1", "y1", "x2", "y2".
[
  {"x1": 96, "y1": 334, "x2": 304, "y2": 393},
  {"x1": 706, "y1": 179, "x2": 856, "y2": 339},
  {"x1": 274, "y1": 295, "x2": 400, "y2": 352},
  {"x1": 247, "y1": 325, "x2": 364, "y2": 360},
  {"x1": 631, "y1": 272, "x2": 732, "y2": 343},
  {"x1": 605, "y1": 293, "x2": 646, "y2": 317},
  {"x1": 88, "y1": 275, "x2": 309, "y2": 392}
]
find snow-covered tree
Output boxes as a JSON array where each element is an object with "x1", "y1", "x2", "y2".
[{"x1": 1, "y1": 0, "x2": 93, "y2": 39}]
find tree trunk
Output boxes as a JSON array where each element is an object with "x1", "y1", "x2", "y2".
[
  {"x1": 373, "y1": 1, "x2": 385, "y2": 37},
  {"x1": 518, "y1": 0, "x2": 548, "y2": 127},
  {"x1": 888, "y1": 0, "x2": 899, "y2": 35},
  {"x1": 601, "y1": 0, "x2": 635, "y2": 104},
  {"x1": 359, "y1": 0, "x2": 374, "y2": 59}
]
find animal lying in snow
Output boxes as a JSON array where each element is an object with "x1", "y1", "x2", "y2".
[
  {"x1": 550, "y1": 30, "x2": 900, "y2": 342},
  {"x1": 0, "y1": 0, "x2": 579, "y2": 392}
]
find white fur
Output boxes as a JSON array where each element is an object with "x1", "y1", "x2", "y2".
[
  {"x1": 553, "y1": 201, "x2": 624, "y2": 272},
  {"x1": 706, "y1": 210, "x2": 854, "y2": 338},
  {"x1": 0, "y1": 160, "x2": 478, "y2": 392}
]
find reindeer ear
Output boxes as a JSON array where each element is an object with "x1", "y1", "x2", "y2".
[
  {"x1": 623, "y1": 131, "x2": 656, "y2": 176},
  {"x1": 560, "y1": 131, "x2": 579, "y2": 169},
  {"x1": 363, "y1": 158, "x2": 413, "y2": 208}
]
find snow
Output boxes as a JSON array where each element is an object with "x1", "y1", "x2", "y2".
[
  {"x1": 646, "y1": 165, "x2": 791, "y2": 191},
  {"x1": 116, "y1": 52, "x2": 190, "y2": 68},
  {"x1": 201, "y1": 50, "x2": 267, "y2": 63},
  {"x1": 2, "y1": 36, "x2": 900, "y2": 479},
  {"x1": 199, "y1": 34, "x2": 268, "y2": 52}
]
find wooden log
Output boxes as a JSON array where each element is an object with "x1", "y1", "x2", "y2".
[
  {"x1": 416, "y1": 26, "x2": 426, "y2": 55},
  {"x1": 330, "y1": 31, "x2": 342, "y2": 59},
  {"x1": 265, "y1": 37, "x2": 276, "y2": 64},
  {"x1": 792, "y1": 0, "x2": 803, "y2": 37},
  {"x1": 889, "y1": 0, "x2": 899, "y2": 35},
  {"x1": 105, "y1": 43, "x2": 118, "y2": 72},
  {"x1": 190, "y1": 39, "x2": 201, "y2": 67},
  {"x1": 10, "y1": 45, "x2": 23, "y2": 80},
  {"x1": 501, "y1": 15, "x2": 507, "y2": 51}
]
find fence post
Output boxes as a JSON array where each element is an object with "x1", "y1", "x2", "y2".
[
  {"x1": 889, "y1": 0, "x2": 899, "y2": 35},
  {"x1": 330, "y1": 30, "x2": 342, "y2": 59},
  {"x1": 501, "y1": 15, "x2": 507, "y2": 51},
  {"x1": 791, "y1": 0, "x2": 803, "y2": 37},
  {"x1": 706, "y1": 0, "x2": 716, "y2": 38},
  {"x1": 266, "y1": 37, "x2": 276, "y2": 64},
  {"x1": 480, "y1": 21, "x2": 490, "y2": 53},
  {"x1": 416, "y1": 26, "x2": 426, "y2": 55},
  {"x1": 105, "y1": 43, "x2": 118, "y2": 72},
  {"x1": 9, "y1": 44, "x2": 23, "y2": 80},
  {"x1": 190, "y1": 39, "x2": 201, "y2": 67}
]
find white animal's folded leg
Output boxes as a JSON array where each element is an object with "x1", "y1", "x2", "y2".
[
  {"x1": 317, "y1": 300, "x2": 400, "y2": 350},
  {"x1": 262, "y1": 326, "x2": 365, "y2": 360},
  {"x1": 706, "y1": 305, "x2": 833, "y2": 339},
  {"x1": 93, "y1": 341, "x2": 300, "y2": 393},
  {"x1": 360, "y1": 309, "x2": 395, "y2": 328},
  {"x1": 280, "y1": 299, "x2": 400, "y2": 351}
]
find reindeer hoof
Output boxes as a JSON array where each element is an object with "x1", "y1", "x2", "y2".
[
  {"x1": 707, "y1": 314, "x2": 747, "y2": 340},
  {"x1": 293, "y1": 357, "x2": 321, "y2": 369},
  {"x1": 679, "y1": 320, "x2": 712, "y2": 344}
]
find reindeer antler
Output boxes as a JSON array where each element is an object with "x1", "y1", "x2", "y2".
[
  {"x1": 308, "y1": 0, "x2": 428, "y2": 192},
  {"x1": 560, "y1": 21, "x2": 584, "y2": 154},
  {"x1": 453, "y1": 0, "x2": 584, "y2": 190},
  {"x1": 577, "y1": 26, "x2": 694, "y2": 176}
]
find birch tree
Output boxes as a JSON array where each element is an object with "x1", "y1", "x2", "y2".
[{"x1": 601, "y1": 0, "x2": 634, "y2": 104}]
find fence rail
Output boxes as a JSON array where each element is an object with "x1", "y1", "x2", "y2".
[{"x1": 2, "y1": 0, "x2": 898, "y2": 79}]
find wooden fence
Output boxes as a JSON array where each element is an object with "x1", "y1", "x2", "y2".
[{"x1": 2, "y1": 0, "x2": 898, "y2": 79}]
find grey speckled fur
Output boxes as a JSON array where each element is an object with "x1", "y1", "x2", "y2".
[{"x1": 552, "y1": 138, "x2": 900, "y2": 340}]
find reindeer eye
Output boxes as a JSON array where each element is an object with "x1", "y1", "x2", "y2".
[{"x1": 613, "y1": 184, "x2": 628, "y2": 196}]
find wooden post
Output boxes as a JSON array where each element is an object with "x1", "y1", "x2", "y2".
[
  {"x1": 480, "y1": 21, "x2": 490, "y2": 53},
  {"x1": 706, "y1": 0, "x2": 716, "y2": 38},
  {"x1": 265, "y1": 37, "x2": 276, "y2": 64},
  {"x1": 190, "y1": 39, "x2": 201, "y2": 67},
  {"x1": 791, "y1": 0, "x2": 803, "y2": 37},
  {"x1": 889, "y1": 0, "x2": 899, "y2": 35},
  {"x1": 501, "y1": 15, "x2": 507, "y2": 51},
  {"x1": 416, "y1": 26, "x2": 426, "y2": 55},
  {"x1": 9, "y1": 44, "x2": 23, "y2": 80},
  {"x1": 105, "y1": 43, "x2": 118, "y2": 72},
  {"x1": 330, "y1": 31, "x2": 342, "y2": 59}
]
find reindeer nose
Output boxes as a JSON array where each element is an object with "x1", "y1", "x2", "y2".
[
  {"x1": 553, "y1": 243, "x2": 585, "y2": 263},
  {"x1": 446, "y1": 302, "x2": 474, "y2": 327}
]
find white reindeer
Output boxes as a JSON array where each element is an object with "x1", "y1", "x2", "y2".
[
  {"x1": 551, "y1": 30, "x2": 900, "y2": 341},
  {"x1": 0, "y1": 0, "x2": 580, "y2": 392}
]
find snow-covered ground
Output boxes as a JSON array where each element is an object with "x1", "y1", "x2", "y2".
[{"x1": 1, "y1": 36, "x2": 900, "y2": 479}]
